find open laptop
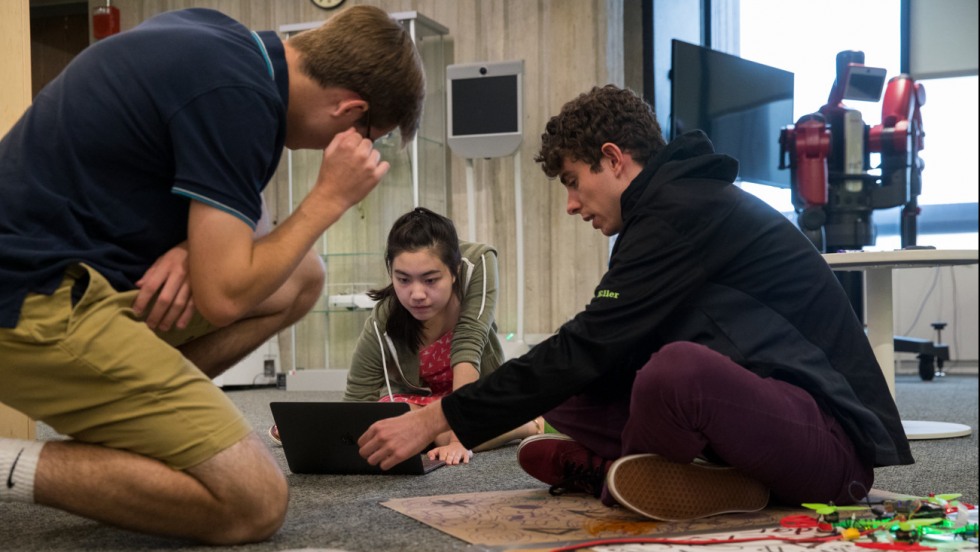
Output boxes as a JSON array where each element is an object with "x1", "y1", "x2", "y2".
[{"x1": 269, "y1": 401, "x2": 446, "y2": 475}]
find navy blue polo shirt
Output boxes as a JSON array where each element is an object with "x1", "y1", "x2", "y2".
[{"x1": 0, "y1": 9, "x2": 289, "y2": 328}]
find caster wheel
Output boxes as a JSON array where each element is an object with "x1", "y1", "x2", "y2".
[{"x1": 917, "y1": 355, "x2": 936, "y2": 381}]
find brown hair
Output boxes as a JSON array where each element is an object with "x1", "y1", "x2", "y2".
[
  {"x1": 535, "y1": 84, "x2": 667, "y2": 178},
  {"x1": 288, "y1": 6, "x2": 425, "y2": 145}
]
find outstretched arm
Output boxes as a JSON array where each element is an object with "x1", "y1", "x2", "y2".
[
  {"x1": 425, "y1": 364, "x2": 479, "y2": 464},
  {"x1": 450, "y1": 248, "x2": 499, "y2": 369},
  {"x1": 358, "y1": 400, "x2": 450, "y2": 470}
]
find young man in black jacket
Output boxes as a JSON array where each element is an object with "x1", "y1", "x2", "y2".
[{"x1": 359, "y1": 85, "x2": 912, "y2": 521}]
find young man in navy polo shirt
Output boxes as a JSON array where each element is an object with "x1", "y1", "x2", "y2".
[{"x1": 0, "y1": 6, "x2": 423, "y2": 544}]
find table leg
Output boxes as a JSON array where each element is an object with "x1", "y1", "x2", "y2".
[
  {"x1": 863, "y1": 268, "x2": 972, "y2": 440},
  {"x1": 864, "y1": 268, "x2": 895, "y2": 398}
]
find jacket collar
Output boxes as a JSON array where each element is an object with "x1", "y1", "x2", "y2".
[{"x1": 620, "y1": 130, "x2": 738, "y2": 220}]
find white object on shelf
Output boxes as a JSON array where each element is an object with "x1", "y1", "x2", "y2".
[{"x1": 328, "y1": 293, "x2": 377, "y2": 311}]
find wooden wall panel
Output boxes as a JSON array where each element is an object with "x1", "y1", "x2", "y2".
[
  {"x1": 1, "y1": 0, "x2": 37, "y2": 440},
  {"x1": 2, "y1": 1, "x2": 32, "y2": 128},
  {"x1": 100, "y1": 0, "x2": 623, "y2": 354}
]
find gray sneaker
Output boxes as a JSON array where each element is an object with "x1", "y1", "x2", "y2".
[{"x1": 606, "y1": 454, "x2": 769, "y2": 521}]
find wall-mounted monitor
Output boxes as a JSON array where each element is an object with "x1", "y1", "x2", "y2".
[
  {"x1": 447, "y1": 60, "x2": 523, "y2": 159},
  {"x1": 670, "y1": 40, "x2": 794, "y2": 188}
]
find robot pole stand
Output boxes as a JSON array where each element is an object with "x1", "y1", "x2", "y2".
[{"x1": 513, "y1": 149, "x2": 525, "y2": 345}]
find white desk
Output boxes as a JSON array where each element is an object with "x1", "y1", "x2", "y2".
[{"x1": 823, "y1": 249, "x2": 978, "y2": 440}]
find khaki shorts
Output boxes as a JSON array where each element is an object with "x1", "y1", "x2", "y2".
[{"x1": 0, "y1": 264, "x2": 252, "y2": 470}]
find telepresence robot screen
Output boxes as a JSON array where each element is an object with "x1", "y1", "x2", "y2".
[
  {"x1": 843, "y1": 67, "x2": 887, "y2": 102},
  {"x1": 451, "y1": 75, "x2": 519, "y2": 136}
]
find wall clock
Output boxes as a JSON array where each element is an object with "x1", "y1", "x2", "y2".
[{"x1": 310, "y1": 0, "x2": 346, "y2": 10}]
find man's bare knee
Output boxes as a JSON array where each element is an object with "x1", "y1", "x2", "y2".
[
  {"x1": 291, "y1": 248, "x2": 325, "y2": 315},
  {"x1": 188, "y1": 434, "x2": 288, "y2": 544},
  {"x1": 249, "y1": 248, "x2": 323, "y2": 324}
]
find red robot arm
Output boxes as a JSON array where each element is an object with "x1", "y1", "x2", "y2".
[
  {"x1": 794, "y1": 115, "x2": 832, "y2": 208},
  {"x1": 870, "y1": 75, "x2": 926, "y2": 156}
]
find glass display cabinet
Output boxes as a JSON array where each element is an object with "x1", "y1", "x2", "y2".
[{"x1": 276, "y1": 12, "x2": 449, "y2": 377}]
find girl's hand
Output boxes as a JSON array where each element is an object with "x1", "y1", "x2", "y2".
[{"x1": 427, "y1": 442, "x2": 473, "y2": 465}]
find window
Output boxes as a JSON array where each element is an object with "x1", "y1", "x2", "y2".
[{"x1": 914, "y1": 75, "x2": 978, "y2": 207}]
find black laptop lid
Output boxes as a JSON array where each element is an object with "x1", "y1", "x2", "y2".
[{"x1": 269, "y1": 401, "x2": 445, "y2": 475}]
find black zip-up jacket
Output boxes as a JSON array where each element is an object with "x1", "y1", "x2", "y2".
[{"x1": 443, "y1": 131, "x2": 913, "y2": 467}]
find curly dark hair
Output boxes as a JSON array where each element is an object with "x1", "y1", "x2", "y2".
[{"x1": 534, "y1": 85, "x2": 667, "y2": 178}]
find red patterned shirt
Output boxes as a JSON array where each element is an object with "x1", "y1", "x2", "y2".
[{"x1": 380, "y1": 330, "x2": 454, "y2": 406}]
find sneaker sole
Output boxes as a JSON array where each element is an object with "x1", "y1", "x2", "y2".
[
  {"x1": 516, "y1": 432, "x2": 573, "y2": 455},
  {"x1": 607, "y1": 454, "x2": 769, "y2": 521},
  {"x1": 268, "y1": 425, "x2": 282, "y2": 446}
]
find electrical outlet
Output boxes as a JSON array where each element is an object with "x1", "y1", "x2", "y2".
[{"x1": 263, "y1": 359, "x2": 276, "y2": 378}]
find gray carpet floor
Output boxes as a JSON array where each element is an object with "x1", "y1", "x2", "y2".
[{"x1": 1, "y1": 373, "x2": 976, "y2": 551}]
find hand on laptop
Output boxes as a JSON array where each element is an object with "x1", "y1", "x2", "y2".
[{"x1": 358, "y1": 400, "x2": 450, "y2": 471}]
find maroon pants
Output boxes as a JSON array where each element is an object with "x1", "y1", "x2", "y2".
[{"x1": 544, "y1": 342, "x2": 874, "y2": 505}]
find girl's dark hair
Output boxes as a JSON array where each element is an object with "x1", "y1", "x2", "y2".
[{"x1": 367, "y1": 207, "x2": 464, "y2": 351}]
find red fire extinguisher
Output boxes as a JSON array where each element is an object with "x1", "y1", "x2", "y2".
[{"x1": 92, "y1": 1, "x2": 120, "y2": 40}]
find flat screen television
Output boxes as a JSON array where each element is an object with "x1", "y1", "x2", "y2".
[{"x1": 670, "y1": 40, "x2": 794, "y2": 188}]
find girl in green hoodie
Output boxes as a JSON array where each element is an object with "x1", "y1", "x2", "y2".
[
  {"x1": 344, "y1": 208, "x2": 541, "y2": 464},
  {"x1": 270, "y1": 208, "x2": 541, "y2": 462}
]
